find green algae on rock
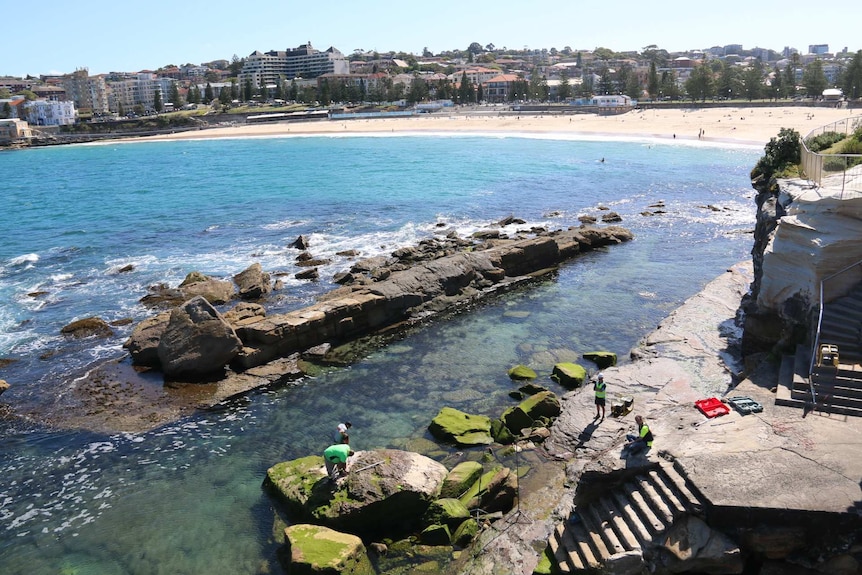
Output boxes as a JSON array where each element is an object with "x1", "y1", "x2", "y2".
[
  {"x1": 428, "y1": 407, "x2": 493, "y2": 446},
  {"x1": 282, "y1": 524, "x2": 374, "y2": 575},
  {"x1": 549, "y1": 362, "x2": 587, "y2": 388}
]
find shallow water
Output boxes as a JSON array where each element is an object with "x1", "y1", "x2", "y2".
[{"x1": 0, "y1": 134, "x2": 760, "y2": 573}]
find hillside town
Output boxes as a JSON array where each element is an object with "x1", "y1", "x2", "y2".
[{"x1": 2, "y1": 41, "x2": 861, "y2": 145}]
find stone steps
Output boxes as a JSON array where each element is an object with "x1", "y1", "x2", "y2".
[
  {"x1": 549, "y1": 461, "x2": 708, "y2": 573},
  {"x1": 776, "y1": 344, "x2": 862, "y2": 417}
]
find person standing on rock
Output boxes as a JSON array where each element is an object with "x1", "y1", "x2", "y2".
[
  {"x1": 624, "y1": 415, "x2": 653, "y2": 456},
  {"x1": 593, "y1": 373, "x2": 606, "y2": 421},
  {"x1": 323, "y1": 440, "x2": 354, "y2": 483},
  {"x1": 333, "y1": 421, "x2": 352, "y2": 444}
]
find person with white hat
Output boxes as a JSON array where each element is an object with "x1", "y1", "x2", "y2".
[{"x1": 593, "y1": 373, "x2": 606, "y2": 421}]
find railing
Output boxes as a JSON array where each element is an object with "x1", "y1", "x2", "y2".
[
  {"x1": 799, "y1": 117, "x2": 862, "y2": 196},
  {"x1": 809, "y1": 258, "x2": 862, "y2": 407}
]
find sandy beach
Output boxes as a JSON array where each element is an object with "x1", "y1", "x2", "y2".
[{"x1": 140, "y1": 105, "x2": 860, "y2": 147}]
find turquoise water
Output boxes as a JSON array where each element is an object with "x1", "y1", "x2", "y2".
[{"x1": 0, "y1": 133, "x2": 760, "y2": 573}]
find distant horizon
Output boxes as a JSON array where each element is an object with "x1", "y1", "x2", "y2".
[{"x1": 4, "y1": 0, "x2": 859, "y2": 78}]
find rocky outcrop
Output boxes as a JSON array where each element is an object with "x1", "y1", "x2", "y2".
[
  {"x1": 265, "y1": 449, "x2": 448, "y2": 536},
  {"x1": 178, "y1": 271, "x2": 235, "y2": 304},
  {"x1": 122, "y1": 311, "x2": 171, "y2": 367},
  {"x1": 233, "y1": 263, "x2": 272, "y2": 300},
  {"x1": 742, "y1": 177, "x2": 862, "y2": 355},
  {"x1": 156, "y1": 296, "x2": 242, "y2": 379}
]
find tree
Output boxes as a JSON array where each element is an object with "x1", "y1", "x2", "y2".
[
  {"x1": 205, "y1": 82, "x2": 214, "y2": 102},
  {"x1": 1, "y1": 102, "x2": 11, "y2": 119},
  {"x1": 229, "y1": 54, "x2": 244, "y2": 76},
  {"x1": 597, "y1": 65, "x2": 613, "y2": 95},
  {"x1": 752, "y1": 128, "x2": 800, "y2": 180},
  {"x1": 243, "y1": 78, "x2": 253, "y2": 101},
  {"x1": 169, "y1": 82, "x2": 182, "y2": 108},
  {"x1": 153, "y1": 89, "x2": 163, "y2": 112},
  {"x1": 15, "y1": 89, "x2": 38, "y2": 100},
  {"x1": 230, "y1": 80, "x2": 238, "y2": 100},
  {"x1": 558, "y1": 69, "x2": 572, "y2": 101},
  {"x1": 660, "y1": 70, "x2": 681, "y2": 100},
  {"x1": 841, "y1": 50, "x2": 862, "y2": 99},
  {"x1": 459, "y1": 71, "x2": 473, "y2": 103},
  {"x1": 647, "y1": 61, "x2": 659, "y2": 98},
  {"x1": 685, "y1": 63, "x2": 714, "y2": 101},
  {"x1": 784, "y1": 64, "x2": 797, "y2": 98},
  {"x1": 593, "y1": 47, "x2": 615, "y2": 61},
  {"x1": 0, "y1": 87, "x2": 11, "y2": 99},
  {"x1": 802, "y1": 59, "x2": 828, "y2": 97},
  {"x1": 641, "y1": 45, "x2": 669, "y2": 67},
  {"x1": 219, "y1": 85, "x2": 232, "y2": 105},
  {"x1": 742, "y1": 61, "x2": 764, "y2": 101},
  {"x1": 258, "y1": 80, "x2": 268, "y2": 102},
  {"x1": 467, "y1": 42, "x2": 483, "y2": 56},
  {"x1": 289, "y1": 79, "x2": 298, "y2": 101},
  {"x1": 716, "y1": 61, "x2": 742, "y2": 100}
]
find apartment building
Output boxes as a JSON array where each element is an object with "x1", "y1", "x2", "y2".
[
  {"x1": 0, "y1": 118, "x2": 33, "y2": 142},
  {"x1": 238, "y1": 43, "x2": 349, "y2": 89},
  {"x1": 24, "y1": 99, "x2": 77, "y2": 125},
  {"x1": 108, "y1": 73, "x2": 178, "y2": 113},
  {"x1": 61, "y1": 69, "x2": 109, "y2": 114}
]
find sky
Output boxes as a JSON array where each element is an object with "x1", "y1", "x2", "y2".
[{"x1": 4, "y1": 0, "x2": 859, "y2": 78}]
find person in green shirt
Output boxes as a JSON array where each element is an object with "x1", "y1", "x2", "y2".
[{"x1": 323, "y1": 441, "x2": 354, "y2": 482}]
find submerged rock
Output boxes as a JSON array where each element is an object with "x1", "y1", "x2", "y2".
[
  {"x1": 507, "y1": 364, "x2": 537, "y2": 380},
  {"x1": 60, "y1": 316, "x2": 114, "y2": 339},
  {"x1": 582, "y1": 351, "x2": 617, "y2": 369}
]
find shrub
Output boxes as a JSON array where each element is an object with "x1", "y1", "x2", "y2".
[
  {"x1": 752, "y1": 127, "x2": 801, "y2": 181},
  {"x1": 805, "y1": 131, "x2": 845, "y2": 152},
  {"x1": 841, "y1": 139, "x2": 862, "y2": 155}
]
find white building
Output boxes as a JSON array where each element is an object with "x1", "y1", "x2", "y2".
[
  {"x1": 24, "y1": 99, "x2": 77, "y2": 125},
  {"x1": 239, "y1": 43, "x2": 349, "y2": 88},
  {"x1": 108, "y1": 73, "x2": 177, "y2": 113}
]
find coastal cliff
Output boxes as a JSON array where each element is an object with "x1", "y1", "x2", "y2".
[{"x1": 741, "y1": 174, "x2": 862, "y2": 356}]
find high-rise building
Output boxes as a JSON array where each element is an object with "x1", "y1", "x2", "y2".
[
  {"x1": 809, "y1": 44, "x2": 829, "y2": 55},
  {"x1": 61, "y1": 69, "x2": 109, "y2": 114},
  {"x1": 238, "y1": 43, "x2": 349, "y2": 90}
]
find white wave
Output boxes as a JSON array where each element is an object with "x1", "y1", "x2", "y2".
[
  {"x1": 262, "y1": 219, "x2": 309, "y2": 231},
  {"x1": 50, "y1": 273, "x2": 73, "y2": 283},
  {"x1": 8, "y1": 253, "x2": 39, "y2": 267}
]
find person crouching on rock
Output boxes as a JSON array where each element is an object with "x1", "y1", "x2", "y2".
[
  {"x1": 324, "y1": 439, "x2": 354, "y2": 483},
  {"x1": 623, "y1": 415, "x2": 653, "y2": 456}
]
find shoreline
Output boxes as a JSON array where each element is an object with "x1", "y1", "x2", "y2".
[{"x1": 125, "y1": 105, "x2": 860, "y2": 148}]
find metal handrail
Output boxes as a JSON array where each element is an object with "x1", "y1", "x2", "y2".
[
  {"x1": 799, "y1": 117, "x2": 862, "y2": 196},
  {"x1": 809, "y1": 258, "x2": 862, "y2": 408}
]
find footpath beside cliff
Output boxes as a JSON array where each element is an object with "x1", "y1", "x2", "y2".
[{"x1": 451, "y1": 261, "x2": 862, "y2": 575}]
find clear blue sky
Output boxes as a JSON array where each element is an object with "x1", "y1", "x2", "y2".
[{"x1": 6, "y1": 0, "x2": 858, "y2": 77}]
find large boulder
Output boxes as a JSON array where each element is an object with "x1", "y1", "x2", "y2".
[
  {"x1": 550, "y1": 362, "x2": 587, "y2": 389},
  {"x1": 421, "y1": 498, "x2": 470, "y2": 529},
  {"x1": 459, "y1": 466, "x2": 517, "y2": 513},
  {"x1": 428, "y1": 407, "x2": 493, "y2": 446},
  {"x1": 265, "y1": 449, "x2": 448, "y2": 537},
  {"x1": 178, "y1": 272, "x2": 235, "y2": 304},
  {"x1": 156, "y1": 296, "x2": 242, "y2": 379},
  {"x1": 282, "y1": 524, "x2": 374, "y2": 575},
  {"x1": 501, "y1": 390, "x2": 561, "y2": 434},
  {"x1": 123, "y1": 311, "x2": 171, "y2": 367},
  {"x1": 233, "y1": 263, "x2": 272, "y2": 300},
  {"x1": 582, "y1": 351, "x2": 617, "y2": 369}
]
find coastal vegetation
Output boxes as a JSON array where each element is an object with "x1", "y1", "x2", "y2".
[{"x1": 751, "y1": 127, "x2": 801, "y2": 180}]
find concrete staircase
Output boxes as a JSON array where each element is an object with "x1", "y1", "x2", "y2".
[
  {"x1": 548, "y1": 460, "x2": 707, "y2": 573},
  {"x1": 776, "y1": 285, "x2": 862, "y2": 417}
]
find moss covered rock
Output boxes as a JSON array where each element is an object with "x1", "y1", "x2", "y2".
[
  {"x1": 428, "y1": 407, "x2": 493, "y2": 446},
  {"x1": 265, "y1": 450, "x2": 448, "y2": 538},
  {"x1": 507, "y1": 364, "x2": 537, "y2": 380},
  {"x1": 419, "y1": 523, "x2": 452, "y2": 546},
  {"x1": 549, "y1": 362, "x2": 587, "y2": 389},
  {"x1": 490, "y1": 418, "x2": 515, "y2": 444},
  {"x1": 501, "y1": 390, "x2": 560, "y2": 434},
  {"x1": 459, "y1": 467, "x2": 516, "y2": 513},
  {"x1": 422, "y1": 498, "x2": 470, "y2": 528},
  {"x1": 583, "y1": 351, "x2": 617, "y2": 369},
  {"x1": 452, "y1": 518, "x2": 479, "y2": 548},
  {"x1": 283, "y1": 524, "x2": 374, "y2": 575},
  {"x1": 440, "y1": 461, "x2": 484, "y2": 499}
]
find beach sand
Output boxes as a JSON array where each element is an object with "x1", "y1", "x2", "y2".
[{"x1": 139, "y1": 105, "x2": 860, "y2": 147}]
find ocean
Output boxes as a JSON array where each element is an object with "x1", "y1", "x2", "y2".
[{"x1": 0, "y1": 132, "x2": 760, "y2": 574}]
